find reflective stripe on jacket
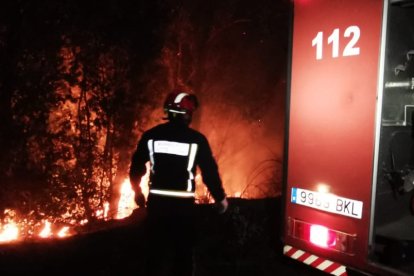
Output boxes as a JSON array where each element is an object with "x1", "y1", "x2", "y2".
[{"x1": 129, "y1": 121, "x2": 226, "y2": 202}]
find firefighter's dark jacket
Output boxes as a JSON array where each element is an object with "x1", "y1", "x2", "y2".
[{"x1": 129, "y1": 121, "x2": 226, "y2": 203}]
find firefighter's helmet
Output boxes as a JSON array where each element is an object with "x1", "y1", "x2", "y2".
[{"x1": 164, "y1": 91, "x2": 198, "y2": 115}]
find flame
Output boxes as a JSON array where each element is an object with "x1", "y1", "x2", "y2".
[
  {"x1": 0, "y1": 222, "x2": 19, "y2": 243},
  {"x1": 116, "y1": 179, "x2": 137, "y2": 219},
  {"x1": 95, "y1": 202, "x2": 110, "y2": 220},
  {"x1": 139, "y1": 162, "x2": 150, "y2": 199},
  {"x1": 57, "y1": 226, "x2": 70, "y2": 238},
  {"x1": 39, "y1": 221, "x2": 52, "y2": 238},
  {"x1": 0, "y1": 164, "x2": 151, "y2": 243},
  {"x1": 103, "y1": 202, "x2": 110, "y2": 219},
  {"x1": 115, "y1": 162, "x2": 150, "y2": 219},
  {"x1": 38, "y1": 221, "x2": 72, "y2": 239},
  {"x1": 0, "y1": 164, "x2": 235, "y2": 244}
]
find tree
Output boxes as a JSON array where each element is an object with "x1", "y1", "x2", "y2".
[
  {"x1": 0, "y1": 0, "x2": 290, "y2": 233},
  {"x1": 0, "y1": 0, "x2": 166, "y2": 227}
]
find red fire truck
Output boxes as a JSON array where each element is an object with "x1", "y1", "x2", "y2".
[{"x1": 282, "y1": 0, "x2": 414, "y2": 275}]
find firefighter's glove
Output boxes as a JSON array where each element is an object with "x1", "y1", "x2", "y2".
[
  {"x1": 214, "y1": 198, "x2": 229, "y2": 214},
  {"x1": 134, "y1": 192, "x2": 146, "y2": 209}
]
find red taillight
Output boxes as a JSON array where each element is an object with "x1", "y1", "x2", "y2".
[
  {"x1": 288, "y1": 217, "x2": 356, "y2": 255},
  {"x1": 309, "y1": 224, "x2": 336, "y2": 248}
]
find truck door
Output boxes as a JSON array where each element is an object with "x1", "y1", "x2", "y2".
[{"x1": 371, "y1": 1, "x2": 414, "y2": 274}]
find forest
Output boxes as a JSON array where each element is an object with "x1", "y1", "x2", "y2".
[{"x1": 0, "y1": 0, "x2": 290, "y2": 239}]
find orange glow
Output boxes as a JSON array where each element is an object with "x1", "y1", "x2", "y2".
[
  {"x1": 95, "y1": 202, "x2": 110, "y2": 220},
  {"x1": 0, "y1": 165, "x2": 151, "y2": 243},
  {"x1": 39, "y1": 221, "x2": 52, "y2": 238},
  {"x1": 103, "y1": 202, "x2": 110, "y2": 219},
  {"x1": 116, "y1": 162, "x2": 150, "y2": 219},
  {"x1": 0, "y1": 222, "x2": 19, "y2": 243},
  {"x1": 57, "y1": 226, "x2": 70, "y2": 238},
  {"x1": 116, "y1": 179, "x2": 137, "y2": 219},
  {"x1": 140, "y1": 162, "x2": 150, "y2": 199}
]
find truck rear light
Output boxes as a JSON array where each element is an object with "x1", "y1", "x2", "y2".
[
  {"x1": 310, "y1": 224, "x2": 336, "y2": 248},
  {"x1": 288, "y1": 217, "x2": 356, "y2": 255}
]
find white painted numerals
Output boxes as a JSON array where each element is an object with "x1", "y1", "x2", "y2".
[{"x1": 312, "y1": 26, "x2": 360, "y2": 60}]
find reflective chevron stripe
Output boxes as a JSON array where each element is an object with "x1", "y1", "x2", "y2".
[{"x1": 283, "y1": 245, "x2": 347, "y2": 276}]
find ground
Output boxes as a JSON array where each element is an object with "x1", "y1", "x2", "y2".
[{"x1": 0, "y1": 197, "x2": 326, "y2": 276}]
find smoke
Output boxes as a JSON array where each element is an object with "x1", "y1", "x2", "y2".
[
  {"x1": 139, "y1": 0, "x2": 289, "y2": 199},
  {"x1": 197, "y1": 83, "x2": 285, "y2": 198}
]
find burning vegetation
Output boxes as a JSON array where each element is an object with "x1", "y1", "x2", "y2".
[
  {"x1": 0, "y1": 0, "x2": 289, "y2": 245},
  {"x1": 0, "y1": 177, "x2": 141, "y2": 243}
]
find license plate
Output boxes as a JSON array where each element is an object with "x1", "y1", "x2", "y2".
[{"x1": 291, "y1": 187, "x2": 363, "y2": 219}]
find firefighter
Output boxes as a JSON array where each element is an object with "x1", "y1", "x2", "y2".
[{"x1": 129, "y1": 91, "x2": 228, "y2": 276}]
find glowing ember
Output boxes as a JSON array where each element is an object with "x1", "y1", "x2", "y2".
[{"x1": 95, "y1": 202, "x2": 110, "y2": 220}]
